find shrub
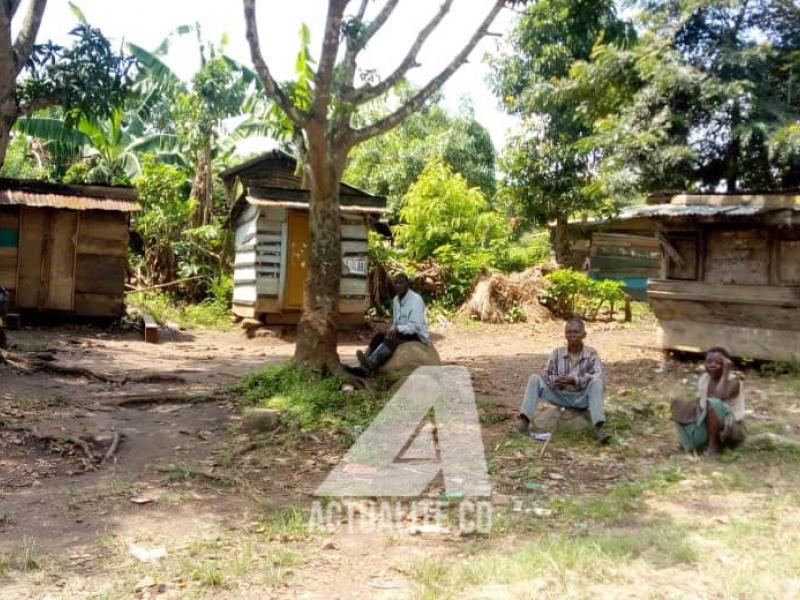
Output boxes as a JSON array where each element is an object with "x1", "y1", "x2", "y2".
[
  {"x1": 492, "y1": 231, "x2": 551, "y2": 273},
  {"x1": 539, "y1": 269, "x2": 625, "y2": 320},
  {"x1": 395, "y1": 159, "x2": 507, "y2": 260}
]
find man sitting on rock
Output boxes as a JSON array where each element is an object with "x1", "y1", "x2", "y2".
[
  {"x1": 356, "y1": 273, "x2": 429, "y2": 373},
  {"x1": 517, "y1": 317, "x2": 610, "y2": 444}
]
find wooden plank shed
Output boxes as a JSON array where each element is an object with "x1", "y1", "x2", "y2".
[
  {"x1": 640, "y1": 193, "x2": 800, "y2": 361},
  {"x1": 566, "y1": 210, "x2": 660, "y2": 300},
  {"x1": 221, "y1": 151, "x2": 388, "y2": 325},
  {"x1": 0, "y1": 178, "x2": 139, "y2": 318}
]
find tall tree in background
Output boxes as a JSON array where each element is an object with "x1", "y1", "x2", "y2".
[
  {"x1": 489, "y1": 0, "x2": 634, "y2": 263},
  {"x1": 574, "y1": 0, "x2": 800, "y2": 196},
  {"x1": 346, "y1": 91, "x2": 496, "y2": 205},
  {"x1": 0, "y1": 1, "x2": 133, "y2": 168},
  {"x1": 243, "y1": 0, "x2": 514, "y2": 372}
]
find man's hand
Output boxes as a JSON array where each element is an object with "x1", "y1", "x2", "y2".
[
  {"x1": 385, "y1": 328, "x2": 399, "y2": 343},
  {"x1": 721, "y1": 355, "x2": 733, "y2": 376},
  {"x1": 554, "y1": 375, "x2": 575, "y2": 389}
]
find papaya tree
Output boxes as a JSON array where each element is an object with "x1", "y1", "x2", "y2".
[{"x1": 243, "y1": 0, "x2": 518, "y2": 372}]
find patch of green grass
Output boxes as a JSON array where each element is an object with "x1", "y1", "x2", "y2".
[
  {"x1": 411, "y1": 523, "x2": 696, "y2": 598},
  {"x1": 127, "y1": 290, "x2": 233, "y2": 331},
  {"x1": 9, "y1": 393, "x2": 69, "y2": 410},
  {"x1": 13, "y1": 340, "x2": 50, "y2": 353},
  {"x1": 4, "y1": 537, "x2": 39, "y2": 572},
  {"x1": 759, "y1": 358, "x2": 800, "y2": 377},
  {"x1": 259, "y1": 506, "x2": 310, "y2": 541},
  {"x1": 555, "y1": 462, "x2": 685, "y2": 524},
  {"x1": 232, "y1": 361, "x2": 392, "y2": 438}
]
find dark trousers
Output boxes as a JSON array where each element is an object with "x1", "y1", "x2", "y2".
[{"x1": 367, "y1": 332, "x2": 420, "y2": 355}]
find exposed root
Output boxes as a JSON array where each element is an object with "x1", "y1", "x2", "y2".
[{"x1": 104, "y1": 432, "x2": 122, "y2": 462}]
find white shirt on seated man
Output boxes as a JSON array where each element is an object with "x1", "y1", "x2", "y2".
[{"x1": 356, "y1": 273, "x2": 429, "y2": 373}]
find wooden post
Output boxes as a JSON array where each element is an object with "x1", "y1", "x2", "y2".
[{"x1": 142, "y1": 314, "x2": 159, "y2": 344}]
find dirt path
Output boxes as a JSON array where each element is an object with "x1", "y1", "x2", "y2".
[{"x1": 2, "y1": 317, "x2": 799, "y2": 599}]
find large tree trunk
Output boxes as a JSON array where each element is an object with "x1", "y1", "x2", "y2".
[
  {"x1": 551, "y1": 214, "x2": 572, "y2": 267},
  {"x1": 190, "y1": 142, "x2": 213, "y2": 227},
  {"x1": 0, "y1": 89, "x2": 17, "y2": 169},
  {"x1": 294, "y1": 134, "x2": 344, "y2": 373}
]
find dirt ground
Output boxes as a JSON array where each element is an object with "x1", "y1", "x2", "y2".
[{"x1": 2, "y1": 315, "x2": 800, "y2": 599}]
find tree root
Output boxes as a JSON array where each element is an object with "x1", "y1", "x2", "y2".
[
  {"x1": 31, "y1": 427, "x2": 98, "y2": 465},
  {"x1": 3, "y1": 421, "x2": 124, "y2": 469}
]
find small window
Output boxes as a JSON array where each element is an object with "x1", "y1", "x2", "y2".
[
  {"x1": 664, "y1": 233, "x2": 698, "y2": 280},
  {"x1": 0, "y1": 228, "x2": 18, "y2": 248}
]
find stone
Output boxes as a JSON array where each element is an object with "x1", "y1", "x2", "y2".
[
  {"x1": 378, "y1": 342, "x2": 441, "y2": 377},
  {"x1": 240, "y1": 408, "x2": 282, "y2": 434},
  {"x1": 744, "y1": 432, "x2": 800, "y2": 450},
  {"x1": 532, "y1": 404, "x2": 591, "y2": 433}
]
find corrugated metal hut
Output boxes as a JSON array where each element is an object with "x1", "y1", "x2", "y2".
[
  {"x1": 0, "y1": 178, "x2": 139, "y2": 317},
  {"x1": 638, "y1": 192, "x2": 800, "y2": 361},
  {"x1": 221, "y1": 151, "x2": 388, "y2": 325}
]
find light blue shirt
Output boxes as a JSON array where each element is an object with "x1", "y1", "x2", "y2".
[{"x1": 392, "y1": 290, "x2": 429, "y2": 345}]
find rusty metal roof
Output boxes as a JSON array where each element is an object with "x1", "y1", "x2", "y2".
[
  {"x1": 573, "y1": 202, "x2": 800, "y2": 227},
  {"x1": 246, "y1": 196, "x2": 389, "y2": 215},
  {"x1": 0, "y1": 178, "x2": 140, "y2": 212}
]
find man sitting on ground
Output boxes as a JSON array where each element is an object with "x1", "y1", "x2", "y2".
[
  {"x1": 517, "y1": 317, "x2": 611, "y2": 444},
  {"x1": 356, "y1": 273, "x2": 429, "y2": 373}
]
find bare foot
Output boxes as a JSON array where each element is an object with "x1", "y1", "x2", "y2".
[{"x1": 703, "y1": 446, "x2": 722, "y2": 457}]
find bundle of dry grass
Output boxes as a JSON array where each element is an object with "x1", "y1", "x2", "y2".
[{"x1": 459, "y1": 266, "x2": 553, "y2": 324}]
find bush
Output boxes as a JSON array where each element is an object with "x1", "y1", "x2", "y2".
[
  {"x1": 127, "y1": 286, "x2": 232, "y2": 330},
  {"x1": 395, "y1": 159, "x2": 507, "y2": 260},
  {"x1": 492, "y1": 231, "x2": 551, "y2": 273},
  {"x1": 539, "y1": 269, "x2": 626, "y2": 320}
]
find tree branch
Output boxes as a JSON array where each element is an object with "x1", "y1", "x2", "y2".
[
  {"x1": 12, "y1": 0, "x2": 47, "y2": 75},
  {"x1": 7, "y1": 0, "x2": 24, "y2": 19},
  {"x1": 350, "y1": 0, "x2": 506, "y2": 145},
  {"x1": 341, "y1": 0, "x2": 400, "y2": 89},
  {"x1": 345, "y1": 0, "x2": 453, "y2": 105},
  {"x1": 242, "y1": 0, "x2": 307, "y2": 126},
  {"x1": 311, "y1": 0, "x2": 349, "y2": 120}
]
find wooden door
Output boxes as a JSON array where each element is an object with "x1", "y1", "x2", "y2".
[
  {"x1": 17, "y1": 208, "x2": 78, "y2": 311},
  {"x1": 284, "y1": 210, "x2": 309, "y2": 309}
]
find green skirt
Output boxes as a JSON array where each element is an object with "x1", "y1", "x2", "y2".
[{"x1": 676, "y1": 398, "x2": 739, "y2": 451}]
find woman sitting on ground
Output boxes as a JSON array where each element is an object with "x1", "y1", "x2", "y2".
[{"x1": 672, "y1": 347, "x2": 747, "y2": 455}]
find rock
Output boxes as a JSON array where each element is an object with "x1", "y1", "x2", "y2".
[
  {"x1": 532, "y1": 404, "x2": 591, "y2": 433},
  {"x1": 744, "y1": 432, "x2": 800, "y2": 450},
  {"x1": 240, "y1": 408, "x2": 282, "y2": 434},
  {"x1": 378, "y1": 342, "x2": 441, "y2": 377},
  {"x1": 320, "y1": 539, "x2": 337, "y2": 550},
  {"x1": 128, "y1": 544, "x2": 166, "y2": 563}
]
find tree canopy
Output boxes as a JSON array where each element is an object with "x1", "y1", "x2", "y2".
[{"x1": 345, "y1": 92, "x2": 496, "y2": 205}]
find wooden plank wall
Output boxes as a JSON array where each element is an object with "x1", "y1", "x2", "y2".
[
  {"x1": 233, "y1": 205, "x2": 371, "y2": 318},
  {"x1": 233, "y1": 205, "x2": 283, "y2": 314},
  {"x1": 0, "y1": 208, "x2": 19, "y2": 307},
  {"x1": 340, "y1": 214, "x2": 369, "y2": 312},
  {"x1": 74, "y1": 211, "x2": 128, "y2": 317}
]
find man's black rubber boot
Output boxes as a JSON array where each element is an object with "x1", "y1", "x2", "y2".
[
  {"x1": 517, "y1": 415, "x2": 530, "y2": 435},
  {"x1": 593, "y1": 425, "x2": 611, "y2": 445}
]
